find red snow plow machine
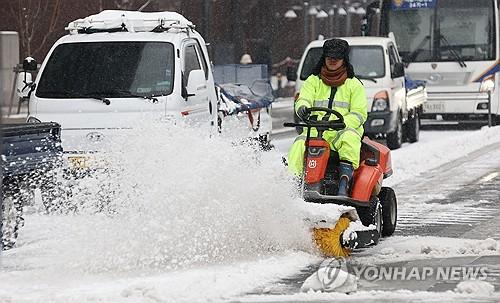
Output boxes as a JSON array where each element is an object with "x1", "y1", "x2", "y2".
[{"x1": 284, "y1": 107, "x2": 397, "y2": 257}]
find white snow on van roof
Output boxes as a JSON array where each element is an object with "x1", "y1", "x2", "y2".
[{"x1": 66, "y1": 10, "x2": 194, "y2": 34}]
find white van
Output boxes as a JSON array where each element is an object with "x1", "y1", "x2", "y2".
[
  {"x1": 18, "y1": 11, "x2": 271, "y2": 168},
  {"x1": 293, "y1": 36, "x2": 427, "y2": 149}
]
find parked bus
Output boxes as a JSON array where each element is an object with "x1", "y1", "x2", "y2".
[{"x1": 364, "y1": 0, "x2": 499, "y2": 125}]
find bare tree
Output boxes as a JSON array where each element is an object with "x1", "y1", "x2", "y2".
[{"x1": 6, "y1": 0, "x2": 62, "y2": 59}]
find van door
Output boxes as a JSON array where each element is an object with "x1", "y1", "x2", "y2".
[
  {"x1": 181, "y1": 42, "x2": 211, "y2": 123},
  {"x1": 388, "y1": 43, "x2": 406, "y2": 116}
]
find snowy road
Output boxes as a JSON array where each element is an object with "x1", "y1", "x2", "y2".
[
  {"x1": 241, "y1": 130, "x2": 500, "y2": 301},
  {"x1": 1, "y1": 125, "x2": 500, "y2": 302}
]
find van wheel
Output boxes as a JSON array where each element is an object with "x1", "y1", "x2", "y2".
[
  {"x1": 405, "y1": 111, "x2": 420, "y2": 143},
  {"x1": 387, "y1": 115, "x2": 403, "y2": 150}
]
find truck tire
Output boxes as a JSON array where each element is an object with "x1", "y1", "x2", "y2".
[
  {"x1": 405, "y1": 111, "x2": 420, "y2": 143},
  {"x1": 379, "y1": 187, "x2": 397, "y2": 237},
  {"x1": 387, "y1": 115, "x2": 403, "y2": 150}
]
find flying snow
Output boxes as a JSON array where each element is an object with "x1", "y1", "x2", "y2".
[{"x1": 10, "y1": 120, "x2": 313, "y2": 273}]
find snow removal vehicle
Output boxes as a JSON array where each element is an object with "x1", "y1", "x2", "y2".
[{"x1": 284, "y1": 107, "x2": 397, "y2": 257}]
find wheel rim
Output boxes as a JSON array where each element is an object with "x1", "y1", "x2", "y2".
[
  {"x1": 376, "y1": 204, "x2": 382, "y2": 235},
  {"x1": 390, "y1": 198, "x2": 396, "y2": 225}
]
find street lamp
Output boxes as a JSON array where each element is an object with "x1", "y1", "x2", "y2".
[
  {"x1": 285, "y1": 2, "x2": 334, "y2": 49},
  {"x1": 316, "y1": 10, "x2": 328, "y2": 18},
  {"x1": 284, "y1": 9, "x2": 297, "y2": 18}
]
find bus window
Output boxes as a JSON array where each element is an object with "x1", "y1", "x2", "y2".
[
  {"x1": 437, "y1": 0, "x2": 495, "y2": 61},
  {"x1": 384, "y1": 0, "x2": 496, "y2": 62}
]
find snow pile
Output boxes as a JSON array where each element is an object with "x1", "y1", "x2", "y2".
[
  {"x1": 301, "y1": 258, "x2": 357, "y2": 293},
  {"x1": 300, "y1": 202, "x2": 358, "y2": 229},
  {"x1": 357, "y1": 236, "x2": 500, "y2": 263},
  {"x1": 0, "y1": 252, "x2": 320, "y2": 303},
  {"x1": 11, "y1": 121, "x2": 313, "y2": 273},
  {"x1": 455, "y1": 280, "x2": 495, "y2": 295}
]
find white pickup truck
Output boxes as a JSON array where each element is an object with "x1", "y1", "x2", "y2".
[
  {"x1": 17, "y1": 10, "x2": 272, "y2": 168},
  {"x1": 292, "y1": 36, "x2": 427, "y2": 149}
]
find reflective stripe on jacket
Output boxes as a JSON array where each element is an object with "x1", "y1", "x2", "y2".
[{"x1": 295, "y1": 74, "x2": 368, "y2": 134}]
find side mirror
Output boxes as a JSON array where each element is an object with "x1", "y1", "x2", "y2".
[
  {"x1": 186, "y1": 69, "x2": 206, "y2": 97},
  {"x1": 286, "y1": 66, "x2": 297, "y2": 82},
  {"x1": 23, "y1": 57, "x2": 38, "y2": 71},
  {"x1": 391, "y1": 62, "x2": 405, "y2": 78},
  {"x1": 16, "y1": 72, "x2": 33, "y2": 99}
]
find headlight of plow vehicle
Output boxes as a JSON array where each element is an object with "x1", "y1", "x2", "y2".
[{"x1": 371, "y1": 91, "x2": 389, "y2": 112}]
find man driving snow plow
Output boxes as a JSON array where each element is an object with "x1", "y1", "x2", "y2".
[
  {"x1": 284, "y1": 39, "x2": 397, "y2": 257},
  {"x1": 288, "y1": 38, "x2": 367, "y2": 196}
]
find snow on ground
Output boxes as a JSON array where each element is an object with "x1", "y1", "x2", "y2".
[
  {"x1": 385, "y1": 126, "x2": 500, "y2": 186},
  {"x1": 1, "y1": 121, "x2": 316, "y2": 302},
  {"x1": 240, "y1": 288, "x2": 500, "y2": 302},
  {"x1": 455, "y1": 279, "x2": 495, "y2": 295},
  {"x1": 0, "y1": 251, "x2": 319, "y2": 303},
  {"x1": 356, "y1": 236, "x2": 499, "y2": 264},
  {"x1": 1, "y1": 124, "x2": 500, "y2": 302}
]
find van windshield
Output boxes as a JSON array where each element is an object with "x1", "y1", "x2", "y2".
[
  {"x1": 36, "y1": 42, "x2": 174, "y2": 99},
  {"x1": 300, "y1": 46, "x2": 385, "y2": 81}
]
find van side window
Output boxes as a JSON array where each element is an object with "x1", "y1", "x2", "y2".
[
  {"x1": 195, "y1": 41, "x2": 209, "y2": 80},
  {"x1": 184, "y1": 44, "x2": 201, "y2": 84}
]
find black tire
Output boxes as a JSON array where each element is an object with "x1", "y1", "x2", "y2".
[
  {"x1": 493, "y1": 114, "x2": 500, "y2": 126},
  {"x1": 356, "y1": 197, "x2": 382, "y2": 241},
  {"x1": 387, "y1": 115, "x2": 403, "y2": 150},
  {"x1": 379, "y1": 187, "x2": 397, "y2": 237},
  {"x1": 405, "y1": 111, "x2": 420, "y2": 143}
]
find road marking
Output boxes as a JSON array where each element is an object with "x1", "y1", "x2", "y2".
[{"x1": 478, "y1": 172, "x2": 499, "y2": 184}]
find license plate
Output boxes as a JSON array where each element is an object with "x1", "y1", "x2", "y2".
[
  {"x1": 424, "y1": 102, "x2": 445, "y2": 113},
  {"x1": 68, "y1": 156, "x2": 88, "y2": 169}
]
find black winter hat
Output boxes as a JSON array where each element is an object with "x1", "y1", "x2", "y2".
[
  {"x1": 323, "y1": 38, "x2": 350, "y2": 59},
  {"x1": 312, "y1": 38, "x2": 355, "y2": 78}
]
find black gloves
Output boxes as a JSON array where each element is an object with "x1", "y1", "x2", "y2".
[{"x1": 296, "y1": 106, "x2": 309, "y2": 121}]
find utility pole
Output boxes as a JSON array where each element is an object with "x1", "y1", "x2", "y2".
[
  {"x1": 203, "y1": 0, "x2": 211, "y2": 43},
  {"x1": 304, "y1": 1, "x2": 309, "y2": 50},
  {"x1": 232, "y1": 0, "x2": 243, "y2": 63}
]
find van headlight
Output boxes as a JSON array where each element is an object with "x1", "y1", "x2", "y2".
[
  {"x1": 371, "y1": 91, "x2": 389, "y2": 112},
  {"x1": 27, "y1": 116, "x2": 41, "y2": 123}
]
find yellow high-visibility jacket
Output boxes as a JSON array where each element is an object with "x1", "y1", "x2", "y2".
[{"x1": 288, "y1": 74, "x2": 367, "y2": 174}]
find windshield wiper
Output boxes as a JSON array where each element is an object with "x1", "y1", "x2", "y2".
[
  {"x1": 356, "y1": 76, "x2": 378, "y2": 83},
  {"x1": 39, "y1": 90, "x2": 111, "y2": 105},
  {"x1": 114, "y1": 90, "x2": 161, "y2": 103},
  {"x1": 439, "y1": 34, "x2": 467, "y2": 68},
  {"x1": 404, "y1": 35, "x2": 431, "y2": 66},
  {"x1": 79, "y1": 92, "x2": 111, "y2": 105}
]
